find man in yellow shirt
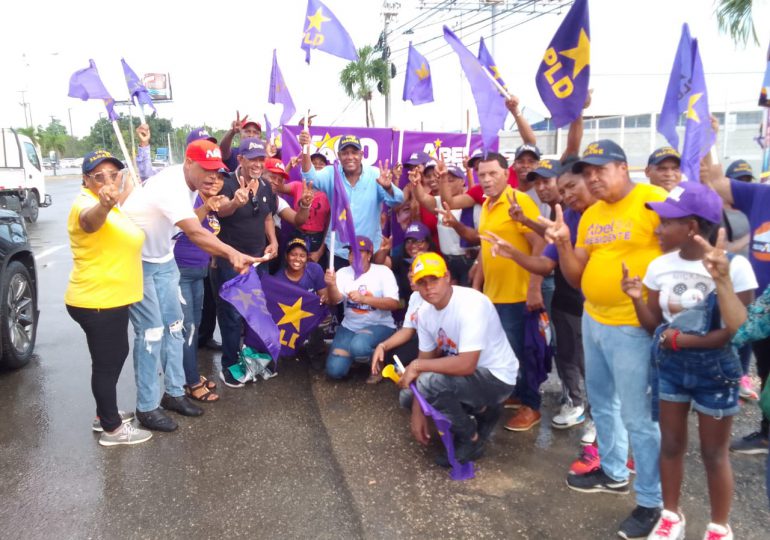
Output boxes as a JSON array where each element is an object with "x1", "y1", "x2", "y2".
[
  {"x1": 477, "y1": 153, "x2": 546, "y2": 432},
  {"x1": 542, "y1": 140, "x2": 667, "y2": 539}
]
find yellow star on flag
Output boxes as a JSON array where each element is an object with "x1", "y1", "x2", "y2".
[
  {"x1": 318, "y1": 132, "x2": 341, "y2": 151},
  {"x1": 233, "y1": 289, "x2": 256, "y2": 310},
  {"x1": 306, "y1": 8, "x2": 331, "y2": 32},
  {"x1": 277, "y1": 297, "x2": 313, "y2": 332},
  {"x1": 686, "y1": 93, "x2": 703, "y2": 123},
  {"x1": 559, "y1": 28, "x2": 590, "y2": 79},
  {"x1": 433, "y1": 138, "x2": 443, "y2": 148},
  {"x1": 416, "y1": 62, "x2": 430, "y2": 80},
  {"x1": 339, "y1": 209, "x2": 347, "y2": 221}
]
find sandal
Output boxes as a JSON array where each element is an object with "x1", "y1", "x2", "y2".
[
  {"x1": 186, "y1": 382, "x2": 220, "y2": 402},
  {"x1": 200, "y1": 375, "x2": 217, "y2": 391}
]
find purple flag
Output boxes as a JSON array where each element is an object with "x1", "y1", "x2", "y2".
[
  {"x1": 264, "y1": 114, "x2": 274, "y2": 143},
  {"x1": 219, "y1": 268, "x2": 281, "y2": 361},
  {"x1": 261, "y1": 274, "x2": 329, "y2": 357},
  {"x1": 121, "y1": 58, "x2": 156, "y2": 113},
  {"x1": 759, "y1": 40, "x2": 770, "y2": 107},
  {"x1": 443, "y1": 26, "x2": 507, "y2": 152},
  {"x1": 659, "y1": 24, "x2": 694, "y2": 150},
  {"x1": 332, "y1": 160, "x2": 363, "y2": 278},
  {"x1": 68, "y1": 59, "x2": 119, "y2": 121},
  {"x1": 403, "y1": 42, "x2": 434, "y2": 106},
  {"x1": 535, "y1": 0, "x2": 590, "y2": 128},
  {"x1": 269, "y1": 49, "x2": 297, "y2": 126},
  {"x1": 478, "y1": 37, "x2": 507, "y2": 91},
  {"x1": 301, "y1": 0, "x2": 358, "y2": 64}
]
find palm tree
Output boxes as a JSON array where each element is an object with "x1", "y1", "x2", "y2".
[
  {"x1": 37, "y1": 130, "x2": 67, "y2": 160},
  {"x1": 339, "y1": 45, "x2": 390, "y2": 127},
  {"x1": 16, "y1": 127, "x2": 39, "y2": 147},
  {"x1": 715, "y1": 0, "x2": 758, "y2": 46}
]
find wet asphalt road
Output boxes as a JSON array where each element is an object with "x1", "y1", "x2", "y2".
[{"x1": 0, "y1": 176, "x2": 768, "y2": 539}]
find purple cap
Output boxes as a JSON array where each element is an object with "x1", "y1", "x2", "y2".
[
  {"x1": 186, "y1": 128, "x2": 217, "y2": 146},
  {"x1": 239, "y1": 137, "x2": 267, "y2": 159},
  {"x1": 404, "y1": 222, "x2": 430, "y2": 242},
  {"x1": 645, "y1": 181, "x2": 723, "y2": 224},
  {"x1": 467, "y1": 148, "x2": 485, "y2": 167},
  {"x1": 346, "y1": 235, "x2": 374, "y2": 252},
  {"x1": 405, "y1": 151, "x2": 431, "y2": 167},
  {"x1": 446, "y1": 165, "x2": 467, "y2": 182}
]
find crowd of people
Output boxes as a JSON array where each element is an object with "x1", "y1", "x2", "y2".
[{"x1": 65, "y1": 101, "x2": 770, "y2": 540}]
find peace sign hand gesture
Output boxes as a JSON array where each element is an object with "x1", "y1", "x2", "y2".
[
  {"x1": 300, "y1": 179, "x2": 314, "y2": 208},
  {"x1": 377, "y1": 159, "x2": 393, "y2": 190},
  {"x1": 695, "y1": 227, "x2": 730, "y2": 281},
  {"x1": 538, "y1": 204, "x2": 570, "y2": 245},
  {"x1": 507, "y1": 190, "x2": 526, "y2": 224},
  {"x1": 231, "y1": 111, "x2": 248, "y2": 133}
]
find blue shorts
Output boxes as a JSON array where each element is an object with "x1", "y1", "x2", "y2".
[{"x1": 655, "y1": 345, "x2": 741, "y2": 419}]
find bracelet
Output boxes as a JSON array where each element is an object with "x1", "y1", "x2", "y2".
[
  {"x1": 299, "y1": 201, "x2": 311, "y2": 209},
  {"x1": 670, "y1": 330, "x2": 681, "y2": 352}
]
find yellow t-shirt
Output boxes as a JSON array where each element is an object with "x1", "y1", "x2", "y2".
[
  {"x1": 479, "y1": 186, "x2": 540, "y2": 304},
  {"x1": 65, "y1": 189, "x2": 145, "y2": 309},
  {"x1": 576, "y1": 183, "x2": 668, "y2": 326}
]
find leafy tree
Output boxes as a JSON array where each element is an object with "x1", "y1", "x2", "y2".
[
  {"x1": 16, "y1": 127, "x2": 39, "y2": 147},
  {"x1": 715, "y1": 0, "x2": 758, "y2": 46},
  {"x1": 340, "y1": 45, "x2": 390, "y2": 127}
]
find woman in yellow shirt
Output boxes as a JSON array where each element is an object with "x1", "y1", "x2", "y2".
[{"x1": 65, "y1": 150, "x2": 150, "y2": 447}]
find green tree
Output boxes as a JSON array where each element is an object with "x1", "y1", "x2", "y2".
[
  {"x1": 16, "y1": 127, "x2": 39, "y2": 147},
  {"x1": 339, "y1": 45, "x2": 390, "y2": 127},
  {"x1": 715, "y1": 0, "x2": 758, "y2": 46}
]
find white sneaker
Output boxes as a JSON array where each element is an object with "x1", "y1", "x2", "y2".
[
  {"x1": 98, "y1": 423, "x2": 152, "y2": 447},
  {"x1": 580, "y1": 418, "x2": 597, "y2": 445},
  {"x1": 92, "y1": 410, "x2": 135, "y2": 432},
  {"x1": 552, "y1": 403, "x2": 585, "y2": 429},
  {"x1": 648, "y1": 509, "x2": 685, "y2": 539},
  {"x1": 702, "y1": 523, "x2": 732, "y2": 540}
]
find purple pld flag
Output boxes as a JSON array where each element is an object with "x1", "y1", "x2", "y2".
[
  {"x1": 535, "y1": 0, "x2": 590, "y2": 128},
  {"x1": 300, "y1": 0, "x2": 358, "y2": 64},
  {"x1": 411, "y1": 384, "x2": 475, "y2": 481},
  {"x1": 332, "y1": 160, "x2": 363, "y2": 278},
  {"x1": 759, "y1": 40, "x2": 770, "y2": 108},
  {"x1": 403, "y1": 42, "x2": 434, "y2": 106},
  {"x1": 443, "y1": 26, "x2": 508, "y2": 153},
  {"x1": 120, "y1": 58, "x2": 156, "y2": 113},
  {"x1": 659, "y1": 24, "x2": 694, "y2": 150},
  {"x1": 68, "y1": 59, "x2": 119, "y2": 121},
  {"x1": 269, "y1": 49, "x2": 297, "y2": 126},
  {"x1": 219, "y1": 268, "x2": 281, "y2": 362},
  {"x1": 264, "y1": 114, "x2": 274, "y2": 143},
  {"x1": 478, "y1": 36, "x2": 507, "y2": 91},
  {"x1": 260, "y1": 274, "x2": 329, "y2": 357}
]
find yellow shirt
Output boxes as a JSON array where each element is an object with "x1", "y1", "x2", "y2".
[
  {"x1": 576, "y1": 183, "x2": 668, "y2": 326},
  {"x1": 479, "y1": 186, "x2": 540, "y2": 304},
  {"x1": 65, "y1": 189, "x2": 145, "y2": 309}
]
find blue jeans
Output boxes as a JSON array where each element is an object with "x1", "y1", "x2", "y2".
[
  {"x1": 179, "y1": 265, "x2": 208, "y2": 386},
  {"x1": 129, "y1": 259, "x2": 186, "y2": 412},
  {"x1": 326, "y1": 324, "x2": 395, "y2": 379},
  {"x1": 582, "y1": 313, "x2": 662, "y2": 508},
  {"x1": 495, "y1": 302, "x2": 540, "y2": 410}
]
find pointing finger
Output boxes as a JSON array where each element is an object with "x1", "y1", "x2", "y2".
[
  {"x1": 621, "y1": 262, "x2": 629, "y2": 280},
  {"x1": 714, "y1": 227, "x2": 727, "y2": 252},
  {"x1": 554, "y1": 203, "x2": 564, "y2": 224}
]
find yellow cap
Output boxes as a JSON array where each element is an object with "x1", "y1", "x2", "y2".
[{"x1": 411, "y1": 252, "x2": 448, "y2": 283}]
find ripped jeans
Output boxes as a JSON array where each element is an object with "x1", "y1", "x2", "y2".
[
  {"x1": 130, "y1": 259, "x2": 186, "y2": 412},
  {"x1": 326, "y1": 324, "x2": 395, "y2": 379}
]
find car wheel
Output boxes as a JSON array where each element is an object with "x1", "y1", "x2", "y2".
[
  {"x1": 24, "y1": 191, "x2": 39, "y2": 223},
  {"x1": 1, "y1": 261, "x2": 37, "y2": 368}
]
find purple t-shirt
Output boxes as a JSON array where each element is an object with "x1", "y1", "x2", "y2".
[
  {"x1": 543, "y1": 207, "x2": 581, "y2": 262},
  {"x1": 543, "y1": 207, "x2": 584, "y2": 316},
  {"x1": 731, "y1": 180, "x2": 770, "y2": 293},
  {"x1": 173, "y1": 196, "x2": 218, "y2": 268},
  {"x1": 275, "y1": 261, "x2": 326, "y2": 293}
]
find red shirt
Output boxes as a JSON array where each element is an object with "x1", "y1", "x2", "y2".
[{"x1": 467, "y1": 168, "x2": 519, "y2": 204}]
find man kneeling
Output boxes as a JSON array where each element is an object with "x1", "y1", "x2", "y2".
[{"x1": 397, "y1": 253, "x2": 519, "y2": 465}]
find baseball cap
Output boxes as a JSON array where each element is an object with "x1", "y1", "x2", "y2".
[
  {"x1": 404, "y1": 222, "x2": 430, "y2": 242},
  {"x1": 185, "y1": 140, "x2": 228, "y2": 171},
  {"x1": 346, "y1": 235, "x2": 373, "y2": 252},
  {"x1": 526, "y1": 158, "x2": 561, "y2": 182},
  {"x1": 286, "y1": 237, "x2": 309, "y2": 253},
  {"x1": 82, "y1": 150, "x2": 124, "y2": 174},
  {"x1": 338, "y1": 135, "x2": 362, "y2": 151},
  {"x1": 423, "y1": 159, "x2": 438, "y2": 171},
  {"x1": 411, "y1": 252, "x2": 448, "y2": 283},
  {"x1": 515, "y1": 144, "x2": 542, "y2": 161},
  {"x1": 647, "y1": 146, "x2": 681, "y2": 166},
  {"x1": 446, "y1": 165, "x2": 467, "y2": 182},
  {"x1": 645, "y1": 181, "x2": 723, "y2": 224},
  {"x1": 242, "y1": 119, "x2": 262, "y2": 131},
  {"x1": 239, "y1": 137, "x2": 267, "y2": 159},
  {"x1": 405, "y1": 151, "x2": 431, "y2": 167},
  {"x1": 467, "y1": 148, "x2": 485, "y2": 168},
  {"x1": 310, "y1": 152, "x2": 329, "y2": 164},
  {"x1": 186, "y1": 127, "x2": 217, "y2": 146},
  {"x1": 572, "y1": 140, "x2": 627, "y2": 173},
  {"x1": 264, "y1": 158, "x2": 289, "y2": 179},
  {"x1": 725, "y1": 159, "x2": 754, "y2": 180}
]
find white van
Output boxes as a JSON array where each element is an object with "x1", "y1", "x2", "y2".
[{"x1": 0, "y1": 128, "x2": 52, "y2": 223}]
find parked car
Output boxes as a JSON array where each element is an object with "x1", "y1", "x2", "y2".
[
  {"x1": 0, "y1": 128, "x2": 53, "y2": 223},
  {"x1": 0, "y1": 209, "x2": 37, "y2": 368}
]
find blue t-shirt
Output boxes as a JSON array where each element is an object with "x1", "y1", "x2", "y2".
[
  {"x1": 543, "y1": 207, "x2": 583, "y2": 316},
  {"x1": 543, "y1": 207, "x2": 581, "y2": 262},
  {"x1": 731, "y1": 180, "x2": 770, "y2": 292},
  {"x1": 276, "y1": 261, "x2": 326, "y2": 294}
]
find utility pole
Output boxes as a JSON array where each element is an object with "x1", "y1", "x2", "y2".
[
  {"x1": 382, "y1": 1, "x2": 400, "y2": 127},
  {"x1": 68, "y1": 108, "x2": 74, "y2": 137},
  {"x1": 18, "y1": 91, "x2": 30, "y2": 128}
]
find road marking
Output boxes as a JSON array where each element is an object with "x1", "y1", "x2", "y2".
[{"x1": 35, "y1": 244, "x2": 66, "y2": 260}]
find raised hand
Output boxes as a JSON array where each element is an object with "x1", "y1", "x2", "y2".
[
  {"x1": 695, "y1": 227, "x2": 730, "y2": 280},
  {"x1": 287, "y1": 155, "x2": 300, "y2": 172},
  {"x1": 379, "y1": 235, "x2": 392, "y2": 254},
  {"x1": 377, "y1": 159, "x2": 393, "y2": 190},
  {"x1": 98, "y1": 183, "x2": 119, "y2": 209},
  {"x1": 233, "y1": 175, "x2": 250, "y2": 207},
  {"x1": 324, "y1": 268, "x2": 336, "y2": 287},
  {"x1": 231, "y1": 111, "x2": 247, "y2": 133},
  {"x1": 505, "y1": 95, "x2": 521, "y2": 115},
  {"x1": 391, "y1": 162, "x2": 403, "y2": 180},
  {"x1": 436, "y1": 201, "x2": 459, "y2": 227},
  {"x1": 507, "y1": 190, "x2": 527, "y2": 224},
  {"x1": 298, "y1": 130, "x2": 311, "y2": 148},
  {"x1": 300, "y1": 179, "x2": 314, "y2": 208},
  {"x1": 620, "y1": 261, "x2": 644, "y2": 300},
  {"x1": 462, "y1": 154, "x2": 470, "y2": 170},
  {"x1": 136, "y1": 123, "x2": 150, "y2": 146},
  {"x1": 539, "y1": 204, "x2": 570, "y2": 245},
  {"x1": 435, "y1": 152, "x2": 448, "y2": 179},
  {"x1": 407, "y1": 166, "x2": 422, "y2": 188}
]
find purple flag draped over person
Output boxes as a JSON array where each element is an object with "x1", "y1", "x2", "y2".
[
  {"x1": 443, "y1": 26, "x2": 507, "y2": 153},
  {"x1": 269, "y1": 49, "x2": 297, "y2": 126},
  {"x1": 301, "y1": 0, "x2": 358, "y2": 64},
  {"x1": 68, "y1": 59, "x2": 119, "y2": 121},
  {"x1": 332, "y1": 159, "x2": 363, "y2": 278},
  {"x1": 535, "y1": 0, "x2": 590, "y2": 128},
  {"x1": 120, "y1": 58, "x2": 156, "y2": 113},
  {"x1": 478, "y1": 36, "x2": 507, "y2": 91},
  {"x1": 403, "y1": 42, "x2": 434, "y2": 106},
  {"x1": 219, "y1": 268, "x2": 281, "y2": 361},
  {"x1": 759, "y1": 40, "x2": 770, "y2": 108}
]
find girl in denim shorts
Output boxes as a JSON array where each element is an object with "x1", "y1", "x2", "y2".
[{"x1": 621, "y1": 182, "x2": 757, "y2": 540}]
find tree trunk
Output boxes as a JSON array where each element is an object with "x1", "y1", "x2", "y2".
[{"x1": 364, "y1": 99, "x2": 370, "y2": 128}]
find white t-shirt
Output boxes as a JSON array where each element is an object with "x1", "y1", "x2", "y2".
[
  {"x1": 335, "y1": 263, "x2": 399, "y2": 331},
  {"x1": 524, "y1": 187, "x2": 551, "y2": 218},
  {"x1": 415, "y1": 286, "x2": 519, "y2": 384},
  {"x1": 273, "y1": 196, "x2": 290, "y2": 228},
  {"x1": 435, "y1": 195, "x2": 481, "y2": 256},
  {"x1": 121, "y1": 165, "x2": 197, "y2": 263},
  {"x1": 643, "y1": 251, "x2": 758, "y2": 323},
  {"x1": 402, "y1": 291, "x2": 425, "y2": 330}
]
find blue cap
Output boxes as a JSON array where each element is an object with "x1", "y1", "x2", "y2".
[
  {"x1": 405, "y1": 151, "x2": 431, "y2": 167},
  {"x1": 645, "y1": 181, "x2": 723, "y2": 224},
  {"x1": 515, "y1": 144, "x2": 542, "y2": 161},
  {"x1": 82, "y1": 150, "x2": 124, "y2": 174},
  {"x1": 338, "y1": 135, "x2": 362, "y2": 151},
  {"x1": 446, "y1": 165, "x2": 467, "y2": 182},
  {"x1": 186, "y1": 128, "x2": 217, "y2": 146},
  {"x1": 647, "y1": 146, "x2": 681, "y2": 166},
  {"x1": 572, "y1": 140, "x2": 627, "y2": 173},
  {"x1": 725, "y1": 159, "x2": 753, "y2": 180},
  {"x1": 526, "y1": 158, "x2": 562, "y2": 182},
  {"x1": 239, "y1": 137, "x2": 267, "y2": 159},
  {"x1": 404, "y1": 222, "x2": 431, "y2": 241}
]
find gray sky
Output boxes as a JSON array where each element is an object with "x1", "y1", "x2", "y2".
[{"x1": 0, "y1": 0, "x2": 768, "y2": 138}]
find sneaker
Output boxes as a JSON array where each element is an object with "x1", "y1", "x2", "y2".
[
  {"x1": 503, "y1": 396, "x2": 522, "y2": 410},
  {"x1": 91, "y1": 410, "x2": 135, "y2": 432},
  {"x1": 618, "y1": 506, "x2": 661, "y2": 539},
  {"x1": 581, "y1": 418, "x2": 597, "y2": 445},
  {"x1": 729, "y1": 431, "x2": 769, "y2": 455},
  {"x1": 503, "y1": 405, "x2": 541, "y2": 432},
  {"x1": 702, "y1": 523, "x2": 733, "y2": 540},
  {"x1": 98, "y1": 423, "x2": 153, "y2": 447},
  {"x1": 648, "y1": 509, "x2": 685, "y2": 539},
  {"x1": 566, "y1": 467, "x2": 629, "y2": 495},
  {"x1": 569, "y1": 443, "x2": 600, "y2": 475},
  {"x1": 738, "y1": 375, "x2": 759, "y2": 402},
  {"x1": 219, "y1": 368, "x2": 246, "y2": 388},
  {"x1": 552, "y1": 403, "x2": 585, "y2": 429}
]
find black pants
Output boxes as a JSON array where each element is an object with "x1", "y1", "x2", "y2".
[
  {"x1": 197, "y1": 270, "x2": 217, "y2": 346},
  {"x1": 67, "y1": 304, "x2": 130, "y2": 432},
  {"x1": 752, "y1": 336, "x2": 770, "y2": 435}
]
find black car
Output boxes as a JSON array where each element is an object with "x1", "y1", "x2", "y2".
[{"x1": 0, "y1": 209, "x2": 37, "y2": 368}]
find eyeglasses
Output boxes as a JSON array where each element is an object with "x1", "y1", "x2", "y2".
[{"x1": 87, "y1": 171, "x2": 120, "y2": 182}]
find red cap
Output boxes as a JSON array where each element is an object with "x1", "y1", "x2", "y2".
[
  {"x1": 186, "y1": 140, "x2": 228, "y2": 171},
  {"x1": 264, "y1": 157, "x2": 289, "y2": 179}
]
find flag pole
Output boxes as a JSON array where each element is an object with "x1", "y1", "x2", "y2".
[
  {"x1": 397, "y1": 127, "x2": 405, "y2": 164},
  {"x1": 328, "y1": 231, "x2": 336, "y2": 272},
  {"x1": 303, "y1": 108, "x2": 311, "y2": 154},
  {"x1": 464, "y1": 109, "x2": 471, "y2": 155},
  {"x1": 127, "y1": 103, "x2": 137, "y2": 164},
  {"x1": 133, "y1": 98, "x2": 147, "y2": 125},
  {"x1": 482, "y1": 68, "x2": 512, "y2": 100},
  {"x1": 110, "y1": 120, "x2": 139, "y2": 186}
]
